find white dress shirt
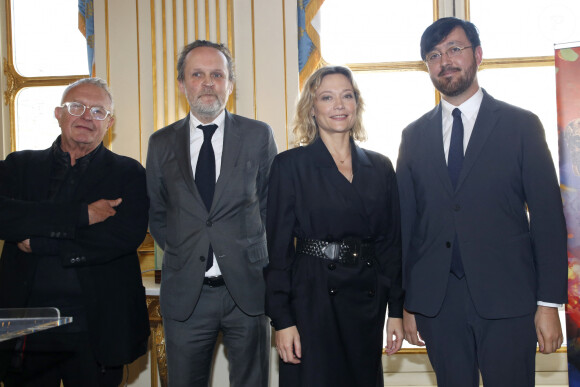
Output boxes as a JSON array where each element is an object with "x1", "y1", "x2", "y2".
[
  {"x1": 189, "y1": 110, "x2": 225, "y2": 277},
  {"x1": 441, "y1": 88, "x2": 483, "y2": 163},
  {"x1": 440, "y1": 88, "x2": 559, "y2": 309}
]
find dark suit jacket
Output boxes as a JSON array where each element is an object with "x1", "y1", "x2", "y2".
[
  {"x1": 146, "y1": 111, "x2": 277, "y2": 321},
  {"x1": 264, "y1": 138, "x2": 402, "y2": 386},
  {"x1": 0, "y1": 143, "x2": 150, "y2": 366},
  {"x1": 265, "y1": 137, "x2": 403, "y2": 328},
  {"x1": 397, "y1": 89, "x2": 568, "y2": 319}
]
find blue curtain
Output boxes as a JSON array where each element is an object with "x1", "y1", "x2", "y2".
[
  {"x1": 78, "y1": 0, "x2": 95, "y2": 76},
  {"x1": 298, "y1": 0, "x2": 324, "y2": 88}
]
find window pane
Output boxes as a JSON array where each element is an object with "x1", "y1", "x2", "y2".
[
  {"x1": 477, "y1": 66, "x2": 559, "y2": 176},
  {"x1": 15, "y1": 86, "x2": 67, "y2": 151},
  {"x1": 353, "y1": 70, "x2": 435, "y2": 165},
  {"x1": 320, "y1": 0, "x2": 434, "y2": 63},
  {"x1": 12, "y1": 0, "x2": 88, "y2": 76},
  {"x1": 470, "y1": 0, "x2": 580, "y2": 58}
]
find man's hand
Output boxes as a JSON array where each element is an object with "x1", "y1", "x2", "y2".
[
  {"x1": 17, "y1": 239, "x2": 31, "y2": 253},
  {"x1": 403, "y1": 308, "x2": 425, "y2": 346},
  {"x1": 385, "y1": 317, "x2": 403, "y2": 355},
  {"x1": 275, "y1": 325, "x2": 302, "y2": 364},
  {"x1": 88, "y1": 198, "x2": 122, "y2": 225},
  {"x1": 535, "y1": 305, "x2": 563, "y2": 354}
]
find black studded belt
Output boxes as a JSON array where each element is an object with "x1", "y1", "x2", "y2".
[
  {"x1": 203, "y1": 275, "x2": 225, "y2": 287},
  {"x1": 296, "y1": 237, "x2": 374, "y2": 265}
]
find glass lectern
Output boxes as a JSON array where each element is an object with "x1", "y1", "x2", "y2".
[{"x1": 0, "y1": 308, "x2": 72, "y2": 342}]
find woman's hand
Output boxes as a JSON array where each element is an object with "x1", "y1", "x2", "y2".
[
  {"x1": 275, "y1": 325, "x2": 302, "y2": 364},
  {"x1": 384, "y1": 317, "x2": 403, "y2": 355}
]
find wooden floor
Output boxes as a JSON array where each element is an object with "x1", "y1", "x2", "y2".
[{"x1": 382, "y1": 352, "x2": 569, "y2": 386}]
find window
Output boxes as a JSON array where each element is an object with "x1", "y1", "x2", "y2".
[
  {"x1": 318, "y1": 0, "x2": 436, "y2": 163},
  {"x1": 6, "y1": 0, "x2": 89, "y2": 152},
  {"x1": 317, "y1": 0, "x2": 576, "y2": 349}
]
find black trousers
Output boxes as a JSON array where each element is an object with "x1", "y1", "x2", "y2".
[
  {"x1": 415, "y1": 274, "x2": 537, "y2": 387},
  {"x1": 1, "y1": 331, "x2": 123, "y2": 387}
]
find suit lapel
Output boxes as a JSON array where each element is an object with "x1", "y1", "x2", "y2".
[
  {"x1": 213, "y1": 111, "x2": 241, "y2": 209},
  {"x1": 308, "y1": 137, "x2": 369, "y2": 218},
  {"x1": 455, "y1": 90, "x2": 499, "y2": 191},
  {"x1": 350, "y1": 143, "x2": 377, "y2": 222},
  {"x1": 172, "y1": 115, "x2": 207, "y2": 209}
]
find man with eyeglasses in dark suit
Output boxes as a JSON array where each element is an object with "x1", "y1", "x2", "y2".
[
  {"x1": 0, "y1": 78, "x2": 150, "y2": 386},
  {"x1": 397, "y1": 17, "x2": 567, "y2": 386}
]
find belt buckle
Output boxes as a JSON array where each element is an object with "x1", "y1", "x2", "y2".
[
  {"x1": 341, "y1": 238, "x2": 361, "y2": 265},
  {"x1": 322, "y1": 242, "x2": 340, "y2": 260}
]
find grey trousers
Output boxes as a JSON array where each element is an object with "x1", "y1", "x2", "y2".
[{"x1": 164, "y1": 284, "x2": 270, "y2": 387}]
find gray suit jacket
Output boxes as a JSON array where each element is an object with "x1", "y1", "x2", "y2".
[
  {"x1": 397, "y1": 89, "x2": 568, "y2": 319},
  {"x1": 146, "y1": 111, "x2": 277, "y2": 321}
]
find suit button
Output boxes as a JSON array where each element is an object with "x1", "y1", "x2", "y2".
[
  {"x1": 328, "y1": 263, "x2": 336, "y2": 270},
  {"x1": 453, "y1": 204, "x2": 460, "y2": 211},
  {"x1": 70, "y1": 258, "x2": 75, "y2": 264},
  {"x1": 366, "y1": 260, "x2": 373, "y2": 267},
  {"x1": 50, "y1": 232, "x2": 56, "y2": 237},
  {"x1": 270, "y1": 320, "x2": 275, "y2": 327},
  {"x1": 200, "y1": 256, "x2": 206, "y2": 262},
  {"x1": 368, "y1": 289, "x2": 375, "y2": 297},
  {"x1": 446, "y1": 241, "x2": 451, "y2": 248},
  {"x1": 206, "y1": 220, "x2": 213, "y2": 227},
  {"x1": 329, "y1": 288, "x2": 337, "y2": 296},
  {"x1": 55, "y1": 232, "x2": 61, "y2": 238}
]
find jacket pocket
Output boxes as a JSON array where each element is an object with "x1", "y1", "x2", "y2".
[
  {"x1": 161, "y1": 250, "x2": 185, "y2": 270},
  {"x1": 246, "y1": 238, "x2": 268, "y2": 264}
]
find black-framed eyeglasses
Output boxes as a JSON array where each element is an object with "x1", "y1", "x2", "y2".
[
  {"x1": 425, "y1": 46, "x2": 473, "y2": 64},
  {"x1": 61, "y1": 102, "x2": 112, "y2": 121}
]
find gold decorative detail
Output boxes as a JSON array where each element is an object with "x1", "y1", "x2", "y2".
[
  {"x1": 216, "y1": 0, "x2": 220, "y2": 43},
  {"x1": 104, "y1": 0, "x2": 112, "y2": 149},
  {"x1": 136, "y1": 0, "x2": 144, "y2": 163},
  {"x1": 205, "y1": 0, "x2": 210, "y2": 40},
  {"x1": 479, "y1": 56, "x2": 555, "y2": 70},
  {"x1": 226, "y1": 0, "x2": 235, "y2": 113},
  {"x1": 162, "y1": 0, "x2": 169, "y2": 126},
  {"x1": 282, "y1": 0, "x2": 289, "y2": 149},
  {"x1": 346, "y1": 61, "x2": 428, "y2": 73},
  {"x1": 172, "y1": 0, "x2": 179, "y2": 120},
  {"x1": 147, "y1": 295, "x2": 168, "y2": 387},
  {"x1": 251, "y1": 0, "x2": 256, "y2": 118},
  {"x1": 150, "y1": 0, "x2": 158, "y2": 131},
  {"x1": 194, "y1": 0, "x2": 199, "y2": 40}
]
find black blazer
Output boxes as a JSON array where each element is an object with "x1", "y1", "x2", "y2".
[
  {"x1": 265, "y1": 137, "x2": 403, "y2": 329},
  {"x1": 0, "y1": 143, "x2": 150, "y2": 366},
  {"x1": 397, "y1": 90, "x2": 568, "y2": 318}
]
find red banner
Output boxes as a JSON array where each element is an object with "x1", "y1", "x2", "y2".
[{"x1": 556, "y1": 43, "x2": 580, "y2": 384}]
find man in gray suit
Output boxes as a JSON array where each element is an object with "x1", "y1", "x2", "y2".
[
  {"x1": 397, "y1": 18, "x2": 567, "y2": 386},
  {"x1": 146, "y1": 40, "x2": 277, "y2": 387}
]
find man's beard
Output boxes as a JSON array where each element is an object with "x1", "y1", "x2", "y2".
[
  {"x1": 189, "y1": 91, "x2": 225, "y2": 118},
  {"x1": 430, "y1": 58, "x2": 477, "y2": 97}
]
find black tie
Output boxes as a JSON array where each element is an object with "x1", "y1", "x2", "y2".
[
  {"x1": 195, "y1": 124, "x2": 218, "y2": 271},
  {"x1": 448, "y1": 108, "x2": 465, "y2": 278},
  {"x1": 448, "y1": 108, "x2": 464, "y2": 188}
]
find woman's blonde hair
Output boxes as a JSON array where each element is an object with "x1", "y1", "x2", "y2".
[{"x1": 292, "y1": 66, "x2": 366, "y2": 146}]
